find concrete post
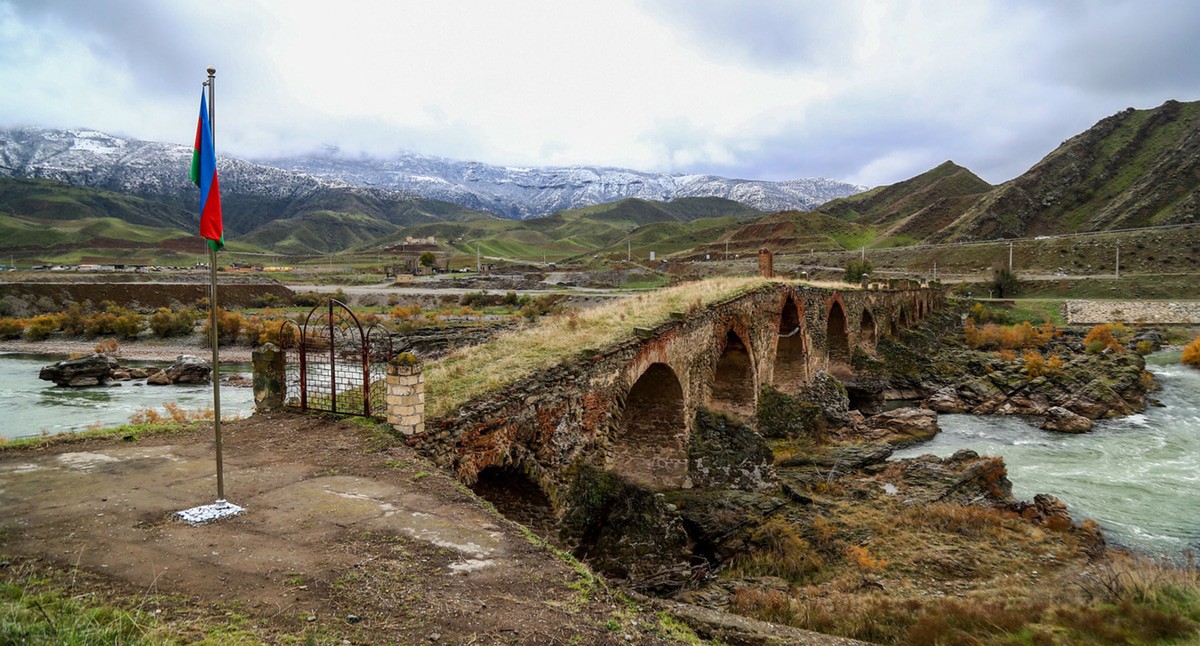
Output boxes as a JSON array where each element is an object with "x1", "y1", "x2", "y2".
[
  {"x1": 252, "y1": 343, "x2": 285, "y2": 412},
  {"x1": 387, "y1": 354, "x2": 425, "y2": 436}
]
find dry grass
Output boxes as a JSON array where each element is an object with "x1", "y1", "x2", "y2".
[{"x1": 424, "y1": 277, "x2": 773, "y2": 417}]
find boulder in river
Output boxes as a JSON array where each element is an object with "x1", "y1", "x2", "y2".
[
  {"x1": 38, "y1": 353, "x2": 121, "y2": 387},
  {"x1": 146, "y1": 355, "x2": 211, "y2": 386},
  {"x1": 1040, "y1": 406, "x2": 1093, "y2": 433}
]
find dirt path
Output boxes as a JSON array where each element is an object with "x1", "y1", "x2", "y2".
[{"x1": 0, "y1": 414, "x2": 658, "y2": 644}]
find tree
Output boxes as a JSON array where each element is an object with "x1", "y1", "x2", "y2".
[
  {"x1": 990, "y1": 266, "x2": 1020, "y2": 298},
  {"x1": 843, "y1": 258, "x2": 873, "y2": 283},
  {"x1": 418, "y1": 251, "x2": 436, "y2": 268}
]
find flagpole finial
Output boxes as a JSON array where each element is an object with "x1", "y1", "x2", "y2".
[{"x1": 208, "y1": 67, "x2": 216, "y2": 75}]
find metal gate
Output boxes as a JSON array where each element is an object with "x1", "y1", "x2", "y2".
[{"x1": 281, "y1": 299, "x2": 394, "y2": 417}]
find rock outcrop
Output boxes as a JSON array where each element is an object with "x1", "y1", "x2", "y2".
[
  {"x1": 147, "y1": 355, "x2": 211, "y2": 385},
  {"x1": 38, "y1": 353, "x2": 120, "y2": 387},
  {"x1": 855, "y1": 407, "x2": 940, "y2": 445},
  {"x1": 1040, "y1": 406, "x2": 1094, "y2": 433}
]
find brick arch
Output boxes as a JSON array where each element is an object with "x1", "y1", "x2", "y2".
[
  {"x1": 826, "y1": 293, "x2": 850, "y2": 364},
  {"x1": 710, "y1": 321, "x2": 757, "y2": 419},
  {"x1": 773, "y1": 292, "x2": 808, "y2": 394},
  {"x1": 859, "y1": 307, "x2": 877, "y2": 351},
  {"x1": 609, "y1": 362, "x2": 689, "y2": 489}
]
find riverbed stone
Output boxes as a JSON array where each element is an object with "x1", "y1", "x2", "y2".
[
  {"x1": 858, "y1": 407, "x2": 940, "y2": 445},
  {"x1": 38, "y1": 353, "x2": 120, "y2": 387},
  {"x1": 147, "y1": 355, "x2": 211, "y2": 386},
  {"x1": 1040, "y1": 406, "x2": 1093, "y2": 433}
]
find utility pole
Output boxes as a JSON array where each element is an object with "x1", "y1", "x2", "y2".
[
  {"x1": 725, "y1": 240, "x2": 729, "y2": 261},
  {"x1": 861, "y1": 245, "x2": 865, "y2": 261},
  {"x1": 1008, "y1": 242, "x2": 1013, "y2": 271},
  {"x1": 1115, "y1": 242, "x2": 1121, "y2": 279},
  {"x1": 932, "y1": 260, "x2": 937, "y2": 281},
  {"x1": 627, "y1": 240, "x2": 631, "y2": 262},
  {"x1": 476, "y1": 244, "x2": 480, "y2": 273}
]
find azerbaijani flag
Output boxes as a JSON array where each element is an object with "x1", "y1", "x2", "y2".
[{"x1": 190, "y1": 91, "x2": 224, "y2": 252}]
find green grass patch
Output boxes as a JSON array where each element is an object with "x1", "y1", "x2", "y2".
[{"x1": 424, "y1": 277, "x2": 772, "y2": 417}]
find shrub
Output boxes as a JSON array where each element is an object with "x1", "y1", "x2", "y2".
[
  {"x1": 1084, "y1": 323, "x2": 1129, "y2": 354},
  {"x1": 24, "y1": 314, "x2": 58, "y2": 341},
  {"x1": 459, "y1": 290, "x2": 495, "y2": 308},
  {"x1": 1023, "y1": 350, "x2": 1063, "y2": 378},
  {"x1": 757, "y1": 386, "x2": 825, "y2": 442},
  {"x1": 964, "y1": 320, "x2": 1056, "y2": 350},
  {"x1": 293, "y1": 291, "x2": 322, "y2": 307},
  {"x1": 148, "y1": 307, "x2": 200, "y2": 338},
  {"x1": 843, "y1": 258, "x2": 873, "y2": 283},
  {"x1": 94, "y1": 338, "x2": 119, "y2": 354},
  {"x1": 501, "y1": 291, "x2": 520, "y2": 306},
  {"x1": 1182, "y1": 335, "x2": 1200, "y2": 366},
  {"x1": 240, "y1": 315, "x2": 264, "y2": 346},
  {"x1": 0, "y1": 318, "x2": 24, "y2": 339},
  {"x1": 257, "y1": 318, "x2": 297, "y2": 346},
  {"x1": 58, "y1": 303, "x2": 88, "y2": 336},
  {"x1": 200, "y1": 308, "x2": 243, "y2": 345},
  {"x1": 990, "y1": 265, "x2": 1020, "y2": 297},
  {"x1": 730, "y1": 517, "x2": 824, "y2": 582},
  {"x1": 389, "y1": 304, "x2": 423, "y2": 320}
]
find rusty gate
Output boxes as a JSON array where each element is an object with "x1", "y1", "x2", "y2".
[{"x1": 281, "y1": 299, "x2": 394, "y2": 417}]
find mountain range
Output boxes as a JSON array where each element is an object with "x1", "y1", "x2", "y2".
[
  {"x1": 261, "y1": 150, "x2": 864, "y2": 219},
  {"x1": 2, "y1": 99, "x2": 1199, "y2": 260}
]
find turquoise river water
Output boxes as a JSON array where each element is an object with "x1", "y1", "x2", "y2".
[
  {"x1": 0, "y1": 352, "x2": 254, "y2": 441},
  {"x1": 894, "y1": 351, "x2": 1199, "y2": 556}
]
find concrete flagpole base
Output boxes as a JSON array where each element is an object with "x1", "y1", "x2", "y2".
[{"x1": 177, "y1": 499, "x2": 245, "y2": 524}]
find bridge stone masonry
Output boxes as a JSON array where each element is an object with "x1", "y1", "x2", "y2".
[{"x1": 405, "y1": 281, "x2": 942, "y2": 510}]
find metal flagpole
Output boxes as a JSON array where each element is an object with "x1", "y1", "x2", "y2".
[
  {"x1": 178, "y1": 66, "x2": 242, "y2": 524},
  {"x1": 206, "y1": 66, "x2": 226, "y2": 504}
]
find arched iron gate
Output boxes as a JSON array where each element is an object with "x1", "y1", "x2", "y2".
[{"x1": 280, "y1": 299, "x2": 394, "y2": 417}]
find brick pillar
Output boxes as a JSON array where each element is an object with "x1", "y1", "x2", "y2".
[
  {"x1": 252, "y1": 343, "x2": 285, "y2": 412},
  {"x1": 387, "y1": 355, "x2": 425, "y2": 436},
  {"x1": 757, "y1": 248, "x2": 774, "y2": 278}
]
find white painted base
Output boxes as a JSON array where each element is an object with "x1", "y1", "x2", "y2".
[{"x1": 177, "y1": 499, "x2": 245, "y2": 524}]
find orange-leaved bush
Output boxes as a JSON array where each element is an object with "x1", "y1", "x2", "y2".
[{"x1": 1182, "y1": 334, "x2": 1200, "y2": 366}]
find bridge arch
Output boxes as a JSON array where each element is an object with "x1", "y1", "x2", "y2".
[
  {"x1": 710, "y1": 326, "x2": 756, "y2": 419},
  {"x1": 827, "y1": 296, "x2": 850, "y2": 365},
  {"x1": 773, "y1": 294, "x2": 808, "y2": 393},
  {"x1": 859, "y1": 307, "x2": 877, "y2": 351},
  {"x1": 609, "y1": 362, "x2": 688, "y2": 489}
]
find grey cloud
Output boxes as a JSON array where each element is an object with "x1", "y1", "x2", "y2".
[
  {"x1": 1041, "y1": 1, "x2": 1200, "y2": 97},
  {"x1": 643, "y1": 0, "x2": 863, "y2": 70},
  {"x1": 5, "y1": 0, "x2": 271, "y2": 95}
]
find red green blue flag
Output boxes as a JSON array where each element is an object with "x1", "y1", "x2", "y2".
[{"x1": 190, "y1": 91, "x2": 224, "y2": 252}]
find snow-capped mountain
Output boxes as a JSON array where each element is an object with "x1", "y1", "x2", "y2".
[
  {"x1": 0, "y1": 127, "x2": 469, "y2": 233},
  {"x1": 0, "y1": 127, "x2": 864, "y2": 228},
  {"x1": 261, "y1": 150, "x2": 864, "y2": 219}
]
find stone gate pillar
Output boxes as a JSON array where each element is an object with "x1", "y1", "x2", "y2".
[
  {"x1": 252, "y1": 343, "x2": 285, "y2": 412},
  {"x1": 757, "y1": 248, "x2": 774, "y2": 278},
  {"x1": 387, "y1": 354, "x2": 425, "y2": 436}
]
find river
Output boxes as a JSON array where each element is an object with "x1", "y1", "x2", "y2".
[
  {"x1": 0, "y1": 353, "x2": 254, "y2": 441},
  {"x1": 894, "y1": 351, "x2": 1199, "y2": 556}
]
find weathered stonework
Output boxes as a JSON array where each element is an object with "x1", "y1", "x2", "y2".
[
  {"x1": 252, "y1": 343, "x2": 285, "y2": 412},
  {"x1": 408, "y1": 282, "x2": 942, "y2": 512},
  {"x1": 387, "y1": 360, "x2": 425, "y2": 436}
]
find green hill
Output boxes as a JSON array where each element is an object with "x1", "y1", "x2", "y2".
[
  {"x1": 0, "y1": 177, "x2": 194, "y2": 230},
  {"x1": 932, "y1": 99, "x2": 1200, "y2": 241}
]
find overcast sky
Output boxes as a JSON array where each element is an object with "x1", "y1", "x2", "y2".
[{"x1": 3, "y1": 0, "x2": 1199, "y2": 187}]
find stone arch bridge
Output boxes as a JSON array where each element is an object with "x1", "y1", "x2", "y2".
[{"x1": 414, "y1": 282, "x2": 941, "y2": 507}]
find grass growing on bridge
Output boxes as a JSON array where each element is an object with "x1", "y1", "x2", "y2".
[{"x1": 424, "y1": 276, "x2": 773, "y2": 418}]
